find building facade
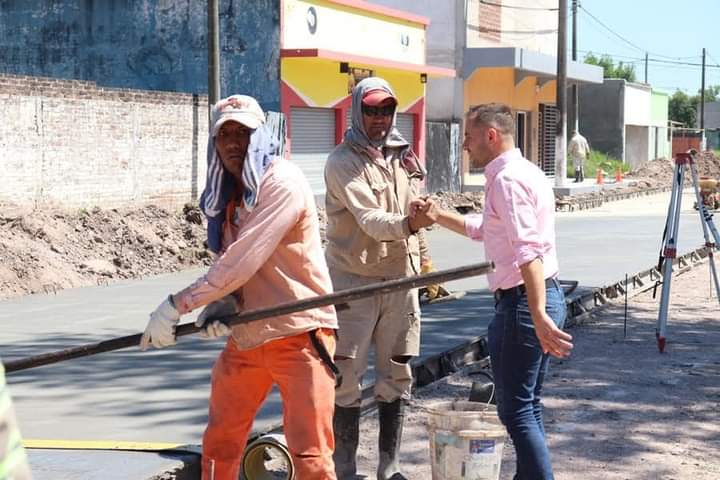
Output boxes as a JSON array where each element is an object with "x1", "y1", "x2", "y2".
[
  {"x1": 0, "y1": 0, "x2": 451, "y2": 206},
  {"x1": 366, "y1": 0, "x2": 602, "y2": 190},
  {"x1": 279, "y1": 0, "x2": 453, "y2": 194},
  {"x1": 578, "y1": 79, "x2": 670, "y2": 168},
  {"x1": 0, "y1": 0, "x2": 282, "y2": 110},
  {"x1": 698, "y1": 101, "x2": 720, "y2": 150}
]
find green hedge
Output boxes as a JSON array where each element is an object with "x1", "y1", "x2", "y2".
[{"x1": 567, "y1": 150, "x2": 628, "y2": 178}]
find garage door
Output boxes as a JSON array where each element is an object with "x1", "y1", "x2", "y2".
[
  {"x1": 290, "y1": 107, "x2": 336, "y2": 195},
  {"x1": 345, "y1": 110, "x2": 415, "y2": 148}
]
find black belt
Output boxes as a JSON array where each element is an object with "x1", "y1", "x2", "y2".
[
  {"x1": 308, "y1": 329, "x2": 342, "y2": 388},
  {"x1": 494, "y1": 277, "x2": 558, "y2": 301}
]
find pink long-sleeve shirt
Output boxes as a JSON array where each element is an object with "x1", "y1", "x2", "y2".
[
  {"x1": 174, "y1": 158, "x2": 338, "y2": 350},
  {"x1": 464, "y1": 148, "x2": 559, "y2": 292}
]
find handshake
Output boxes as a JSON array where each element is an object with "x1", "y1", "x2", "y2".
[{"x1": 408, "y1": 196, "x2": 440, "y2": 232}]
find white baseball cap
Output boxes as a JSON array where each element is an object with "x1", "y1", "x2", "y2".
[{"x1": 211, "y1": 95, "x2": 265, "y2": 136}]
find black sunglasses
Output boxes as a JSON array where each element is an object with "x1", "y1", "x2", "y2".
[{"x1": 361, "y1": 104, "x2": 396, "y2": 117}]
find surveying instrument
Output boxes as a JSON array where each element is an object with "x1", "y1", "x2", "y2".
[{"x1": 656, "y1": 150, "x2": 720, "y2": 352}]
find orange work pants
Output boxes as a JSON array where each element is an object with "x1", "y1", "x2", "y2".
[{"x1": 201, "y1": 329, "x2": 337, "y2": 480}]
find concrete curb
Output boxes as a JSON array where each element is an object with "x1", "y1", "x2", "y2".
[
  {"x1": 556, "y1": 186, "x2": 672, "y2": 212},
  {"x1": 143, "y1": 246, "x2": 713, "y2": 478},
  {"x1": 565, "y1": 246, "x2": 710, "y2": 327}
]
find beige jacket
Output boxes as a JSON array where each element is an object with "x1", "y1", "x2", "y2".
[
  {"x1": 324, "y1": 142, "x2": 426, "y2": 279},
  {"x1": 175, "y1": 159, "x2": 338, "y2": 350}
]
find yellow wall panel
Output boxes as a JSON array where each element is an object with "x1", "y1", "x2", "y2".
[
  {"x1": 282, "y1": 58, "x2": 424, "y2": 111},
  {"x1": 373, "y1": 68, "x2": 424, "y2": 110},
  {"x1": 538, "y1": 80, "x2": 556, "y2": 103},
  {"x1": 514, "y1": 76, "x2": 537, "y2": 112},
  {"x1": 282, "y1": 57, "x2": 348, "y2": 107},
  {"x1": 464, "y1": 68, "x2": 515, "y2": 110}
]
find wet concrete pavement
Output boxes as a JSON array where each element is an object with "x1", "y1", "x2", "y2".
[{"x1": 0, "y1": 191, "x2": 711, "y2": 476}]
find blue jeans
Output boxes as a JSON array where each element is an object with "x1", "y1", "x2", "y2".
[{"x1": 488, "y1": 278, "x2": 566, "y2": 480}]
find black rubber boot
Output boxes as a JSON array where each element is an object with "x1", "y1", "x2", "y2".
[
  {"x1": 334, "y1": 405, "x2": 361, "y2": 480},
  {"x1": 377, "y1": 399, "x2": 407, "y2": 480}
]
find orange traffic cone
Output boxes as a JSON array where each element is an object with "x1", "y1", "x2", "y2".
[
  {"x1": 596, "y1": 168, "x2": 604, "y2": 185},
  {"x1": 615, "y1": 166, "x2": 623, "y2": 183}
]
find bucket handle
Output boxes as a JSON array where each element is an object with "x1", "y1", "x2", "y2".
[{"x1": 456, "y1": 429, "x2": 506, "y2": 438}]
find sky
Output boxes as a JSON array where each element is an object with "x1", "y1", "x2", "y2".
[{"x1": 573, "y1": 0, "x2": 720, "y2": 95}]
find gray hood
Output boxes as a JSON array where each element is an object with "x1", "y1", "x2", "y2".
[{"x1": 344, "y1": 77, "x2": 410, "y2": 151}]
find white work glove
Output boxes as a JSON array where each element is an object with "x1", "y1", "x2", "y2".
[
  {"x1": 194, "y1": 295, "x2": 238, "y2": 339},
  {"x1": 140, "y1": 296, "x2": 181, "y2": 350}
]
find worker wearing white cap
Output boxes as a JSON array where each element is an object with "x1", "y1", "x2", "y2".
[{"x1": 141, "y1": 94, "x2": 339, "y2": 479}]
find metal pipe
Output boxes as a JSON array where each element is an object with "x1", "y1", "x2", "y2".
[{"x1": 4, "y1": 262, "x2": 494, "y2": 374}]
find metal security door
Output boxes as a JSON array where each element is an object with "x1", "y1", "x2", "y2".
[
  {"x1": 539, "y1": 104, "x2": 558, "y2": 176},
  {"x1": 290, "y1": 107, "x2": 336, "y2": 195}
]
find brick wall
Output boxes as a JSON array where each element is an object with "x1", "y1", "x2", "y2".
[
  {"x1": 0, "y1": 74, "x2": 209, "y2": 209},
  {"x1": 479, "y1": 0, "x2": 502, "y2": 42}
]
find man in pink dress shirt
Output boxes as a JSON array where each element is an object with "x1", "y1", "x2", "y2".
[{"x1": 413, "y1": 103, "x2": 573, "y2": 479}]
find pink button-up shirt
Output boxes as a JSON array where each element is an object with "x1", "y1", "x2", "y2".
[
  {"x1": 464, "y1": 148, "x2": 559, "y2": 292},
  {"x1": 175, "y1": 158, "x2": 338, "y2": 350}
]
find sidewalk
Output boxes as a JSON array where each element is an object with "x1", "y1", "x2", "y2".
[{"x1": 354, "y1": 260, "x2": 720, "y2": 479}]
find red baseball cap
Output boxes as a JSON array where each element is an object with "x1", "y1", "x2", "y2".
[{"x1": 362, "y1": 88, "x2": 397, "y2": 106}]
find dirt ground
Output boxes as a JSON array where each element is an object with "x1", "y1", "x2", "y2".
[
  {"x1": 355, "y1": 262, "x2": 720, "y2": 479},
  {"x1": 625, "y1": 151, "x2": 720, "y2": 186},
  {"x1": 1, "y1": 152, "x2": 719, "y2": 302},
  {"x1": 0, "y1": 201, "x2": 211, "y2": 300}
]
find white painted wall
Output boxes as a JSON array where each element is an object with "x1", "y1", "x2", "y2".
[
  {"x1": 624, "y1": 83, "x2": 652, "y2": 127},
  {"x1": 499, "y1": 0, "x2": 557, "y2": 55},
  {"x1": 283, "y1": 0, "x2": 426, "y2": 65},
  {"x1": 366, "y1": 0, "x2": 466, "y2": 121},
  {"x1": 1, "y1": 75, "x2": 208, "y2": 209},
  {"x1": 625, "y1": 125, "x2": 650, "y2": 167},
  {"x1": 364, "y1": 0, "x2": 457, "y2": 65},
  {"x1": 466, "y1": 0, "x2": 557, "y2": 54}
]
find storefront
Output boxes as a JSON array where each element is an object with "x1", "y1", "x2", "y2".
[
  {"x1": 463, "y1": 47, "x2": 602, "y2": 183},
  {"x1": 279, "y1": 0, "x2": 454, "y2": 194}
]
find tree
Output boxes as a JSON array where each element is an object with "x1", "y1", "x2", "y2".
[
  {"x1": 584, "y1": 52, "x2": 636, "y2": 82},
  {"x1": 669, "y1": 90, "x2": 698, "y2": 127},
  {"x1": 700, "y1": 85, "x2": 720, "y2": 103},
  {"x1": 668, "y1": 86, "x2": 720, "y2": 127}
]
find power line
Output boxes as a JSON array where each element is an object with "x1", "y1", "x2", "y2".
[
  {"x1": 576, "y1": 49, "x2": 702, "y2": 63},
  {"x1": 479, "y1": 0, "x2": 558, "y2": 11},
  {"x1": 477, "y1": 26, "x2": 557, "y2": 35},
  {"x1": 649, "y1": 58, "x2": 720, "y2": 68},
  {"x1": 500, "y1": 4, "x2": 556, "y2": 40},
  {"x1": 577, "y1": 5, "x2": 702, "y2": 61},
  {"x1": 708, "y1": 51, "x2": 720, "y2": 68},
  {"x1": 577, "y1": 6, "x2": 647, "y2": 54},
  {"x1": 576, "y1": 49, "x2": 720, "y2": 69}
]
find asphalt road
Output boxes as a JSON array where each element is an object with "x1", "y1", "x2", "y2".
[{"x1": 1, "y1": 191, "x2": 710, "y2": 450}]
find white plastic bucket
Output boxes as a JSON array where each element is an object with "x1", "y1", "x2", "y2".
[{"x1": 426, "y1": 400, "x2": 507, "y2": 480}]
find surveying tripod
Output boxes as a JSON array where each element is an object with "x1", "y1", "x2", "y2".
[{"x1": 656, "y1": 150, "x2": 720, "y2": 353}]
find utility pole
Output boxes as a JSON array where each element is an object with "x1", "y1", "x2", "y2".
[
  {"x1": 571, "y1": 0, "x2": 578, "y2": 132},
  {"x1": 208, "y1": 0, "x2": 221, "y2": 126},
  {"x1": 701, "y1": 47, "x2": 706, "y2": 149},
  {"x1": 556, "y1": 0, "x2": 568, "y2": 187},
  {"x1": 644, "y1": 52, "x2": 648, "y2": 84}
]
